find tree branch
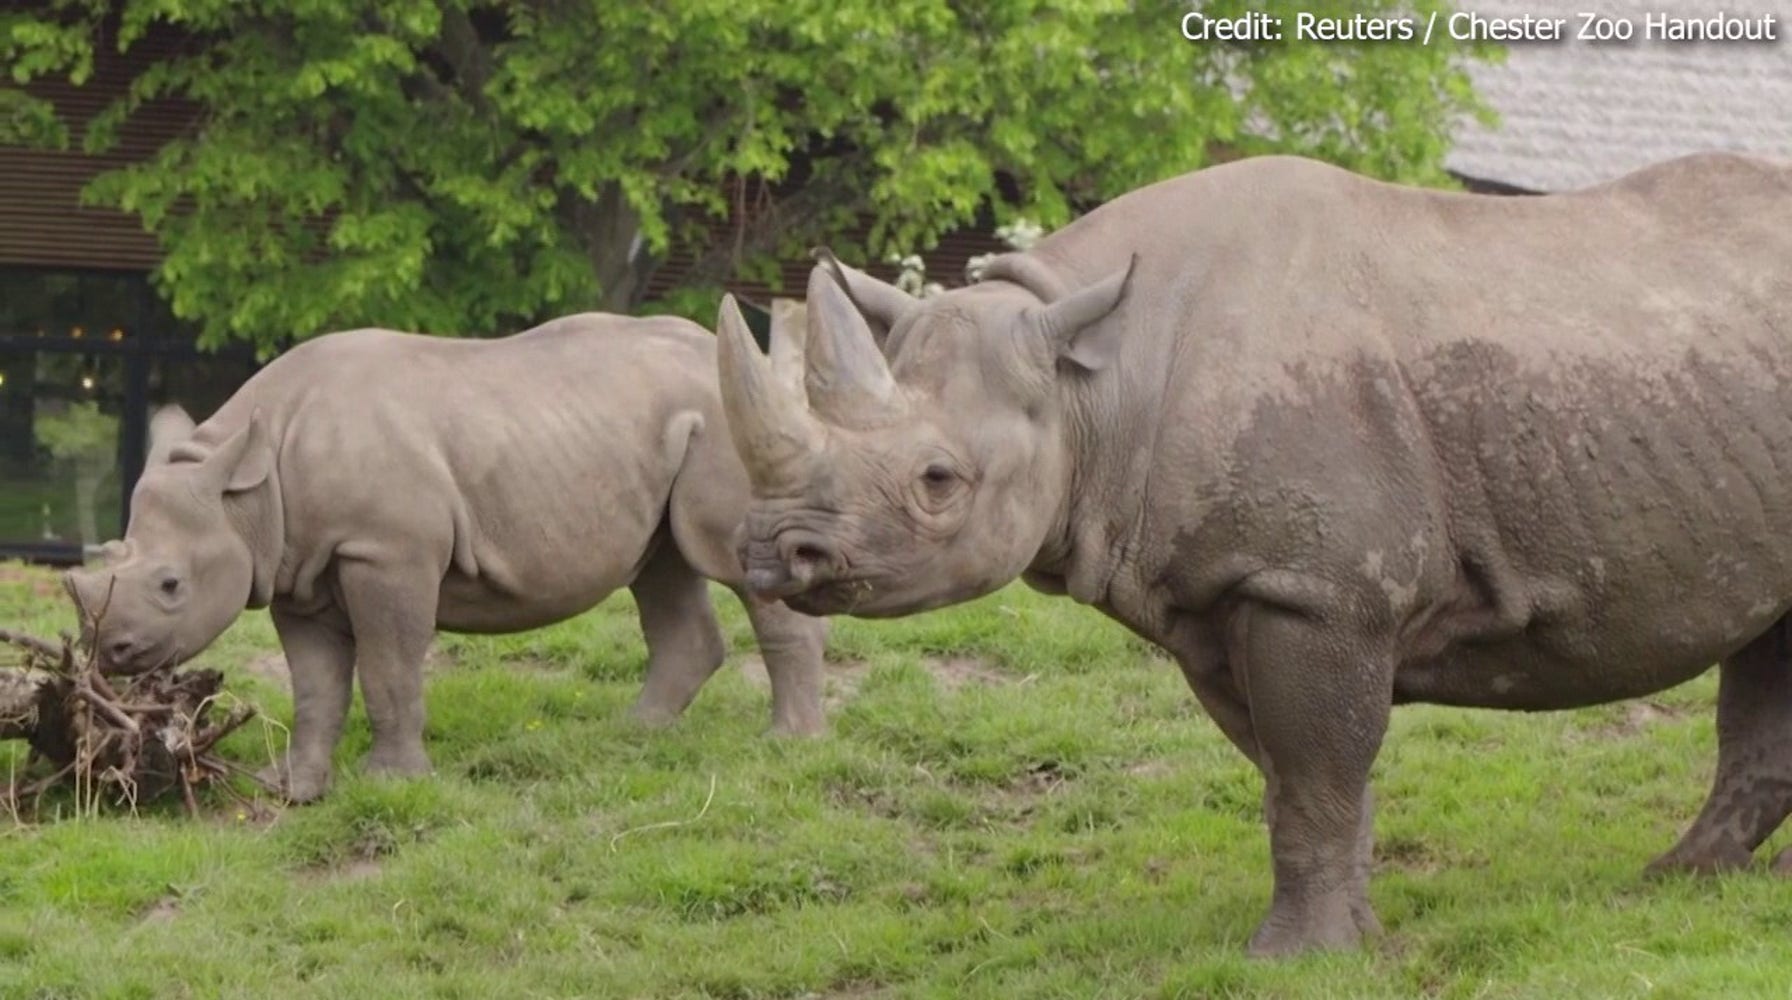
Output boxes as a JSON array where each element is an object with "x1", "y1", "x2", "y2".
[{"x1": 680, "y1": 175, "x2": 860, "y2": 289}]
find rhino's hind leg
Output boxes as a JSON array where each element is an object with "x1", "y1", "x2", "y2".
[
  {"x1": 739, "y1": 593, "x2": 827, "y2": 736},
  {"x1": 1226, "y1": 603, "x2": 1392, "y2": 957},
  {"x1": 627, "y1": 540, "x2": 726, "y2": 726},
  {"x1": 264, "y1": 603, "x2": 355, "y2": 803},
  {"x1": 338, "y1": 559, "x2": 439, "y2": 779},
  {"x1": 1648, "y1": 618, "x2": 1792, "y2": 876}
]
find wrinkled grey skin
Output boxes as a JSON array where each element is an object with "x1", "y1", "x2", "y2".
[
  {"x1": 717, "y1": 153, "x2": 1792, "y2": 956},
  {"x1": 66, "y1": 313, "x2": 828, "y2": 803}
]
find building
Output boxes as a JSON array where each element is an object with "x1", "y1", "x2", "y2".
[
  {"x1": 0, "y1": 25, "x2": 1003, "y2": 564},
  {"x1": 1, "y1": 26, "x2": 262, "y2": 564},
  {"x1": 1445, "y1": 0, "x2": 1792, "y2": 193}
]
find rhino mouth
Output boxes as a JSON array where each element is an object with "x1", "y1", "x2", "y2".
[{"x1": 97, "y1": 640, "x2": 184, "y2": 677}]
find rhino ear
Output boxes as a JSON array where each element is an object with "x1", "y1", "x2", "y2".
[
  {"x1": 1033, "y1": 255, "x2": 1137, "y2": 373},
  {"x1": 196, "y1": 410, "x2": 274, "y2": 494}
]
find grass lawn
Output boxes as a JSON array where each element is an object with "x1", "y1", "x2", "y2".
[{"x1": 0, "y1": 561, "x2": 1787, "y2": 998}]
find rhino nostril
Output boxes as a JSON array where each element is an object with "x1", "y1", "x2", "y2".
[
  {"x1": 792, "y1": 543, "x2": 830, "y2": 566},
  {"x1": 107, "y1": 639, "x2": 136, "y2": 661}
]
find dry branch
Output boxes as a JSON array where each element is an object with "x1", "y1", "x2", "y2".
[{"x1": 0, "y1": 626, "x2": 271, "y2": 818}]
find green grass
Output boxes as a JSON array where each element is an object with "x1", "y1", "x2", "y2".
[{"x1": 0, "y1": 561, "x2": 1787, "y2": 998}]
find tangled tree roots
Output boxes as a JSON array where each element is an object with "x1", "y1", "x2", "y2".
[{"x1": 0, "y1": 627, "x2": 268, "y2": 817}]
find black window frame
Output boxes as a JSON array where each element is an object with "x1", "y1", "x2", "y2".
[{"x1": 0, "y1": 265, "x2": 259, "y2": 565}]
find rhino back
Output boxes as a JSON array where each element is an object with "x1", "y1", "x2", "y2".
[
  {"x1": 1072, "y1": 154, "x2": 1792, "y2": 706},
  {"x1": 202, "y1": 314, "x2": 732, "y2": 628}
]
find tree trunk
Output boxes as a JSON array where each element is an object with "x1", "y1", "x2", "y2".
[{"x1": 571, "y1": 183, "x2": 654, "y2": 313}]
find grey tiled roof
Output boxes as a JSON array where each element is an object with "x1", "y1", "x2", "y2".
[{"x1": 1444, "y1": 0, "x2": 1792, "y2": 192}]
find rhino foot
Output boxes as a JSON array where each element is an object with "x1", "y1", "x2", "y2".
[
  {"x1": 1247, "y1": 893, "x2": 1381, "y2": 958},
  {"x1": 768, "y1": 716, "x2": 826, "y2": 738},
  {"x1": 258, "y1": 760, "x2": 332, "y2": 805},
  {"x1": 627, "y1": 698, "x2": 684, "y2": 729},
  {"x1": 1643, "y1": 843, "x2": 1755, "y2": 878},
  {"x1": 363, "y1": 745, "x2": 433, "y2": 779}
]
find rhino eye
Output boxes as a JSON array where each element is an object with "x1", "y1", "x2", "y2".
[
  {"x1": 921, "y1": 464, "x2": 957, "y2": 488},
  {"x1": 159, "y1": 577, "x2": 181, "y2": 596}
]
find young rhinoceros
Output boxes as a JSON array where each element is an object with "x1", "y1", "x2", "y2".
[
  {"x1": 717, "y1": 153, "x2": 1792, "y2": 956},
  {"x1": 64, "y1": 313, "x2": 828, "y2": 802}
]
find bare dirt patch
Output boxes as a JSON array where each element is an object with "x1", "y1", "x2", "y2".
[
  {"x1": 1587, "y1": 700, "x2": 1690, "y2": 739},
  {"x1": 739, "y1": 654, "x2": 1014, "y2": 710},
  {"x1": 1125, "y1": 759, "x2": 1175, "y2": 779},
  {"x1": 924, "y1": 655, "x2": 1013, "y2": 691},
  {"x1": 298, "y1": 856, "x2": 384, "y2": 886},
  {"x1": 241, "y1": 652, "x2": 290, "y2": 687},
  {"x1": 137, "y1": 895, "x2": 182, "y2": 926}
]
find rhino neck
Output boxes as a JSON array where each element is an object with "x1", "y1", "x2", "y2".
[
  {"x1": 222, "y1": 465, "x2": 285, "y2": 610},
  {"x1": 1026, "y1": 321, "x2": 1170, "y2": 610},
  {"x1": 1023, "y1": 403, "x2": 1142, "y2": 609}
]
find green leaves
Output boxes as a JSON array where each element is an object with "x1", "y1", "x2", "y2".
[{"x1": 6, "y1": 0, "x2": 1489, "y2": 349}]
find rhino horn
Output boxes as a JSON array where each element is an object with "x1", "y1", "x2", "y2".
[
  {"x1": 767, "y1": 298, "x2": 808, "y2": 400},
  {"x1": 63, "y1": 558, "x2": 118, "y2": 630},
  {"x1": 145, "y1": 404, "x2": 197, "y2": 467},
  {"x1": 1036, "y1": 255, "x2": 1138, "y2": 372},
  {"x1": 803, "y1": 265, "x2": 904, "y2": 426},
  {"x1": 812, "y1": 247, "x2": 914, "y2": 348},
  {"x1": 717, "y1": 294, "x2": 823, "y2": 485}
]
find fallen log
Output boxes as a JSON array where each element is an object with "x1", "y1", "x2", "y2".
[{"x1": 0, "y1": 626, "x2": 269, "y2": 816}]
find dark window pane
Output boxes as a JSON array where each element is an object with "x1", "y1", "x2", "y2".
[
  {"x1": 151, "y1": 354, "x2": 258, "y2": 425},
  {"x1": 0, "y1": 350, "x2": 125, "y2": 548}
]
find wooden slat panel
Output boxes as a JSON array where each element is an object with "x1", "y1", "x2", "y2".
[
  {"x1": 0, "y1": 22, "x2": 195, "y2": 272},
  {"x1": 1, "y1": 22, "x2": 1013, "y2": 302}
]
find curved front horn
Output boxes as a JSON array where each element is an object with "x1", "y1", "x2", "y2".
[
  {"x1": 717, "y1": 295, "x2": 823, "y2": 485},
  {"x1": 804, "y1": 266, "x2": 904, "y2": 426}
]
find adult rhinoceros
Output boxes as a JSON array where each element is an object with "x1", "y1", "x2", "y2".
[
  {"x1": 65, "y1": 313, "x2": 828, "y2": 803},
  {"x1": 713, "y1": 153, "x2": 1792, "y2": 955}
]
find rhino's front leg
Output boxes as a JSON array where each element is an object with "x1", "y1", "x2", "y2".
[
  {"x1": 265, "y1": 603, "x2": 355, "y2": 803},
  {"x1": 1231, "y1": 602, "x2": 1392, "y2": 957},
  {"x1": 337, "y1": 559, "x2": 438, "y2": 778},
  {"x1": 628, "y1": 541, "x2": 727, "y2": 726},
  {"x1": 740, "y1": 593, "x2": 827, "y2": 736}
]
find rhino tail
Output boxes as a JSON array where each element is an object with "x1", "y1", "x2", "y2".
[{"x1": 661, "y1": 410, "x2": 706, "y2": 477}]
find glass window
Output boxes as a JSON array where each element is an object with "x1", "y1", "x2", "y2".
[
  {"x1": 0, "y1": 350, "x2": 125, "y2": 548},
  {"x1": 151, "y1": 355, "x2": 258, "y2": 424}
]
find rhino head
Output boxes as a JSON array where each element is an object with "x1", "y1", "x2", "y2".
[
  {"x1": 717, "y1": 250, "x2": 1133, "y2": 617},
  {"x1": 63, "y1": 407, "x2": 277, "y2": 674}
]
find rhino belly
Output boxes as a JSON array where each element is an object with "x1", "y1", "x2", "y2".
[
  {"x1": 433, "y1": 565, "x2": 639, "y2": 634},
  {"x1": 428, "y1": 454, "x2": 675, "y2": 634},
  {"x1": 1393, "y1": 571, "x2": 1790, "y2": 709}
]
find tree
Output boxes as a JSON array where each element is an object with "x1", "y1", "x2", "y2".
[{"x1": 4, "y1": 1, "x2": 1492, "y2": 349}]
